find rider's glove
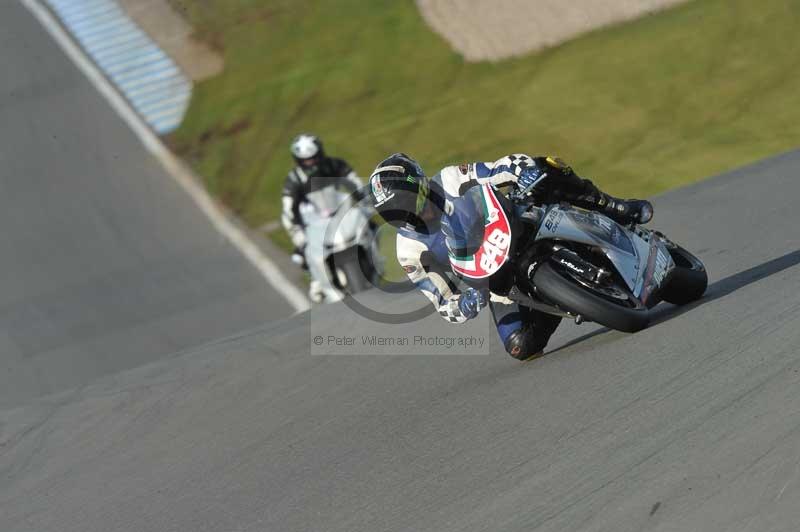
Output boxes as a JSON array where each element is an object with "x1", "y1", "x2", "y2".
[
  {"x1": 516, "y1": 165, "x2": 547, "y2": 193},
  {"x1": 618, "y1": 199, "x2": 653, "y2": 224},
  {"x1": 603, "y1": 197, "x2": 654, "y2": 225},
  {"x1": 458, "y1": 288, "x2": 490, "y2": 320},
  {"x1": 630, "y1": 200, "x2": 654, "y2": 224}
]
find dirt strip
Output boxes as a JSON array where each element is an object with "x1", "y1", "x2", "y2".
[
  {"x1": 416, "y1": 0, "x2": 690, "y2": 61},
  {"x1": 118, "y1": 0, "x2": 223, "y2": 81}
]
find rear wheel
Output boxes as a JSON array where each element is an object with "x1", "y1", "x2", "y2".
[
  {"x1": 532, "y1": 261, "x2": 650, "y2": 333},
  {"x1": 661, "y1": 244, "x2": 707, "y2": 305}
]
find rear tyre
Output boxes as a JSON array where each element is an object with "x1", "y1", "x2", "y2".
[
  {"x1": 661, "y1": 244, "x2": 707, "y2": 305},
  {"x1": 532, "y1": 262, "x2": 650, "y2": 333}
]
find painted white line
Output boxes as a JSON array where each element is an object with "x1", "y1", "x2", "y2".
[
  {"x1": 111, "y1": 62, "x2": 178, "y2": 85},
  {"x1": 64, "y1": 8, "x2": 120, "y2": 30},
  {"x1": 89, "y1": 34, "x2": 151, "y2": 60},
  {"x1": 71, "y1": 16, "x2": 133, "y2": 41},
  {"x1": 21, "y1": 0, "x2": 311, "y2": 314},
  {"x1": 106, "y1": 55, "x2": 170, "y2": 77},
  {"x1": 51, "y1": 0, "x2": 105, "y2": 16},
  {"x1": 80, "y1": 26, "x2": 141, "y2": 49},
  {"x1": 50, "y1": 0, "x2": 105, "y2": 9},
  {"x1": 125, "y1": 76, "x2": 188, "y2": 100},
  {"x1": 120, "y1": 68, "x2": 182, "y2": 93},
  {"x1": 101, "y1": 47, "x2": 165, "y2": 72}
]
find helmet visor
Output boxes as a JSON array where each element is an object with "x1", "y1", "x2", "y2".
[{"x1": 298, "y1": 156, "x2": 321, "y2": 169}]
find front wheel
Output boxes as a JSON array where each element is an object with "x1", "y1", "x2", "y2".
[
  {"x1": 332, "y1": 246, "x2": 375, "y2": 295},
  {"x1": 660, "y1": 244, "x2": 707, "y2": 305},
  {"x1": 532, "y1": 262, "x2": 650, "y2": 333}
]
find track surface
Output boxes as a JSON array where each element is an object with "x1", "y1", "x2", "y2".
[
  {"x1": 3, "y1": 3, "x2": 800, "y2": 532},
  {"x1": 0, "y1": 2, "x2": 292, "y2": 408},
  {"x1": 3, "y1": 158, "x2": 800, "y2": 531}
]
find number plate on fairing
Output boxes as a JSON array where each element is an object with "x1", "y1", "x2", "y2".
[{"x1": 449, "y1": 185, "x2": 512, "y2": 279}]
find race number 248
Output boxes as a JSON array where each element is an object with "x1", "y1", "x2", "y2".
[{"x1": 479, "y1": 228, "x2": 510, "y2": 273}]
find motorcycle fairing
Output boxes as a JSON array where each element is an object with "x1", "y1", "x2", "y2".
[
  {"x1": 300, "y1": 190, "x2": 380, "y2": 302},
  {"x1": 534, "y1": 205, "x2": 673, "y2": 298},
  {"x1": 634, "y1": 235, "x2": 675, "y2": 304},
  {"x1": 448, "y1": 185, "x2": 513, "y2": 279}
]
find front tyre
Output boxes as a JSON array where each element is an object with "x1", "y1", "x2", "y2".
[
  {"x1": 532, "y1": 262, "x2": 650, "y2": 333},
  {"x1": 332, "y1": 246, "x2": 374, "y2": 295},
  {"x1": 660, "y1": 244, "x2": 707, "y2": 305}
]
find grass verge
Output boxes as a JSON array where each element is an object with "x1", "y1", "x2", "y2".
[{"x1": 168, "y1": 0, "x2": 800, "y2": 268}]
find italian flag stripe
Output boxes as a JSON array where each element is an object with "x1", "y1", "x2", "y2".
[{"x1": 450, "y1": 256, "x2": 476, "y2": 270}]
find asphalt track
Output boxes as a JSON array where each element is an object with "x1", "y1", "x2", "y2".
[
  {"x1": 0, "y1": 1, "x2": 294, "y2": 408},
  {"x1": 3, "y1": 3, "x2": 800, "y2": 532}
]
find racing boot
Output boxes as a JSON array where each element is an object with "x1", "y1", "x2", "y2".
[{"x1": 308, "y1": 279, "x2": 324, "y2": 303}]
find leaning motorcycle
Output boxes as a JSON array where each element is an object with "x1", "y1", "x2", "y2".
[
  {"x1": 295, "y1": 187, "x2": 383, "y2": 303},
  {"x1": 448, "y1": 183, "x2": 708, "y2": 332}
]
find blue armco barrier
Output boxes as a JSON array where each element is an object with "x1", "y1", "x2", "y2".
[{"x1": 44, "y1": 0, "x2": 192, "y2": 135}]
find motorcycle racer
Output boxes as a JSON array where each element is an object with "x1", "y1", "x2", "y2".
[
  {"x1": 369, "y1": 152, "x2": 653, "y2": 360},
  {"x1": 282, "y1": 133, "x2": 364, "y2": 301}
]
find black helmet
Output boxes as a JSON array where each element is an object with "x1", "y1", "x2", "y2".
[
  {"x1": 290, "y1": 133, "x2": 325, "y2": 174},
  {"x1": 369, "y1": 153, "x2": 436, "y2": 230}
]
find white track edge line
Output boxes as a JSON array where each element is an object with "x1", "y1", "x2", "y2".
[{"x1": 21, "y1": 0, "x2": 311, "y2": 314}]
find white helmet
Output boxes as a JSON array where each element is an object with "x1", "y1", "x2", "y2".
[{"x1": 290, "y1": 133, "x2": 324, "y2": 168}]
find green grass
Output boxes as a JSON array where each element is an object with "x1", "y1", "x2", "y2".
[{"x1": 169, "y1": 0, "x2": 800, "y2": 255}]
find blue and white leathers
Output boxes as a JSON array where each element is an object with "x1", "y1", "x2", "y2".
[{"x1": 396, "y1": 155, "x2": 561, "y2": 353}]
